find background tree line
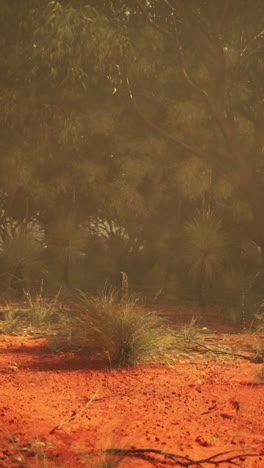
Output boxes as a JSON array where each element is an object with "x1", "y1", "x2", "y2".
[{"x1": 0, "y1": 0, "x2": 264, "y2": 322}]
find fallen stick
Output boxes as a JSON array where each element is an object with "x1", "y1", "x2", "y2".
[
  {"x1": 104, "y1": 447, "x2": 264, "y2": 467},
  {"x1": 193, "y1": 341, "x2": 264, "y2": 363},
  {"x1": 49, "y1": 386, "x2": 139, "y2": 434}
]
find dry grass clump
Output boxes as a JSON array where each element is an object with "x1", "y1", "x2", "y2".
[
  {"x1": 180, "y1": 317, "x2": 199, "y2": 343},
  {"x1": 0, "y1": 429, "x2": 53, "y2": 468},
  {"x1": 51, "y1": 288, "x2": 177, "y2": 367},
  {"x1": 1, "y1": 286, "x2": 63, "y2": 336},
  {"x1": 23, "y1": 284, "x2": 62, "y2": 331},
  {"x1": 2, "y1": 306, "x2": 21, "y2": 333}
]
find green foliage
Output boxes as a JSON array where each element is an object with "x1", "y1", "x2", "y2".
[
  {"x1": 45, "y1": 213, "x2": 89, "y2": 286},
  {"x1": 47, "y1": 215, "x2": 87, "y2": 259},
  {"x1": 212, "y1": 178, "x2": 234, "y2": 202},
  {"x1": 53, "y1": 288, "x2": 177, "y2": 367},
  {"x1": 1, "y1": 0, "x2": 264, "y2": 307},
  {"x1": 0, "y1": 221, "x2": 46, "y2": 293},
  {"x1": 176, "y1": 158, "x2": 212, "y2": 201},
  {"x1": 33, "y1": 1, "x2": 133, "y2": 88},
  {"x1": 168, "y1": 102, "x2": 208, "y2": 130},
  {"x1": 130, "y1": 25, "x2": 164, "y2": 79}
]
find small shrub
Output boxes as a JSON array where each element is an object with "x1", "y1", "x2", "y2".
[
  {"x1": 23, "y1": 283, "x2": 61, "y2": 331},
  {"x1": 52, "y1": 288, "x2": 177, "y2": 367},
  {"x1": 3, "y1": 307, "x2": 21, "y2": 333},
  {"x1": 181, "y1": 317, "x2": 199, "y2": 343},
  {"x1": 0, "y1": 220, "x2": 46, "y2": 295}
]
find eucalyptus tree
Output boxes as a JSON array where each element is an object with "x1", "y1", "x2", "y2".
[
  {"x1": 0, "y1": 0, "x2": 180, "y2": 287},
  {"x1": 125, "y1": 0, "x2": 264, "y2": 244},
  {"x1": 118, "y1": 0, "x2": 264, "y2": 304},
  {"x1": 1, "y1": 0, "x2": 263, "y2": 300}
]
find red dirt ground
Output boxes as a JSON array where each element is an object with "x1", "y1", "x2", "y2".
[{"x1": 0, "y1": 306, "x2": 264, "y2": 468}]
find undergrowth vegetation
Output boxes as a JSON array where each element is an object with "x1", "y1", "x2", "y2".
[
  {"x1": 1, "y1": 284, "x2": 264, "y2": 369},
  {"x1": 23, "y1": 284, "x2": 62, "y2": 331},
  {"x1": 2, "y1": 283, "x2": 62, "y2": 335},
  {"x1": 50, "y1": 288, "x2": 177, "y2": 367}
]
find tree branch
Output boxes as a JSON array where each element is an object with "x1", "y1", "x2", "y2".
[
  {"x1": 134, "y1": 0, "x2": 174, "y2": 39},
  {"x1": 136, "y1": 0, "x2": 233, "y2": 152},
  {"x1": 105, "y1": 447, "x2": 263, "y2": 467},
  {"x1": 168, "y1": 7, "x2": 233, "y2": 152},
  {"x1": 50, "y1": 386, "x2": 139, "y2": 434},
  {"x1": 239, "y1": 29, "x2": 264, "y2": 58},
  {"x1": 126, "y1": 77, "x2": 233, "y2": 174}
]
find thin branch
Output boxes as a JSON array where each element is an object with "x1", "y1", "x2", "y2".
[
  {"x1": 105, "y1": 447, "x2": 263, "y2": 467},
  {"x1": 135, "y1": 0, "x2": 174, "y2": 39},
  {"x1": 106, "y1": 447, "x2": 195, "y2": 466},
  {"x1": 50, "y1": 391, "x2": 99, "y2": 434},
  {"x1": 170, "y1": 12, "x2": 233, "y2": 152},
  {"x1": 240, "y1": 29, "x2": 264, "y2": 58},
  {"x1": 162, "y1": 0, "x2": 176, "y2": 12},
  {"x1": 172, "y1": 26, "x2": 209, "y2": 101},
  {"x1": 50, "y1": 386, "x2": 139, "y2": 434},
  {"x1": 192, "y1": 341, "x2": 264, "y2": 363},
  {"x1": 135, "y1": 1, "x2": 234, "y2": 154}
]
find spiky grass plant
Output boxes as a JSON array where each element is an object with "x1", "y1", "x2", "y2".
[
  {"x1": 53, "y1": 288, "x2": 177, "y2": 367},
  {"x1": 181, "y1": 317, "x2": 199, "y2": 343},
  {"x1": 183, "y1": 208, "x2": 229, "y2": 305},
  {"x1": 3, "y1": 306, "x2": 21, "y2": 333},
  {"x1": 23, "y1": 282, "x2": 61, "y2": 331},
  {"x1": 0, "y1": 430, "x2": 53, "y2": 468},
  {"x1": 184, "y1": 208, "x2": 229, "y2": 282}
]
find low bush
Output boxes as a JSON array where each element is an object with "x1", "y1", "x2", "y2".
[
  {"x1": 23, "y1": 285, "x2": 61, "y2": 331},
  {"x1": 3, "y1": 307, "x2": 21, "y2": 333},
  {"x1": 51, "y1": 288, "x2": 177, "y2": 367}
]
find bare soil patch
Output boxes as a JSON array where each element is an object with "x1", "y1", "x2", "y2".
[{"x1": 0, "y1": 306, "x2": 263, "y2": 467}]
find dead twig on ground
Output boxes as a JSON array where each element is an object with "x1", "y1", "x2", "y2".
[
  {"x1": 104, "y1": 447, "x2": 263, "y2": 467},
  {"x1": 49, "y1": 386, "x2": 139, "y2": 434},
  {"x1": 192, "y1": 341, "x2": 264, "y2": 363}
]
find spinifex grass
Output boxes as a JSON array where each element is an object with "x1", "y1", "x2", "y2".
[
  {"x1": 51, "y1": 288, "x2": 177, "y2": 367},
  {"x1": 3, "y1": 306, "x2": 21, "y2": 333},
  {"x1": 181, "y1": 316, "x2": 199, "y2": 343},
  {"x1": 0, "y1": 429, "x2": 53, "y2": 468},
  {"x1": 23, "y1": 282, "x2": 61, "y2": 331}
]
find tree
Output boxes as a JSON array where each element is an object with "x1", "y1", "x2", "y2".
[
  {"x1": 0, "y1": 0, "x2": 185, "y2": 289},
  {"x1": 127, "y1": 0, "x2": 264, "y2": 246},
  {"x1": 0, "y1": 219, "x2": 46, "y2": 295},
  {"x1": 1, "y1": 0, "x2": 263, "y2": 304}
]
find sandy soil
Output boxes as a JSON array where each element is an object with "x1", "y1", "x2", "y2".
[{"x1": 0, "y1": 308, "x2": 264, "y2": 468}]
